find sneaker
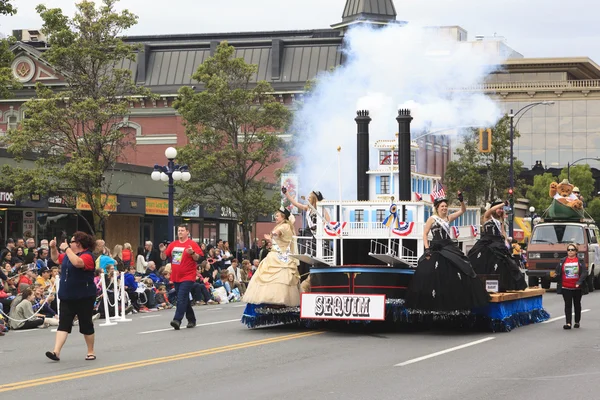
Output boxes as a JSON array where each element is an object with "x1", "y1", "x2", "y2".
[
  {"x1": 186, "y1": 321, "x2": 196, "y2": 329},
  {"x1": 170, "y1": 320, "x2": 181, "y2": 330},
  {"x1": 574, "y1": 323, "x2": 580, "y2": 328},
  {"x1": 207, "y1": 300, "x2": 217, "y2": 305}
]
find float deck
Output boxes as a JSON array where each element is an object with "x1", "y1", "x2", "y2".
[{"x1": 489, "y1": 287, "x2": 546, "y2": 302}]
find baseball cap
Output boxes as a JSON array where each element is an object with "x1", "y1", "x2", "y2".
[{"x1": 39, "y1": 266, "x2": 50, "y2": 274}]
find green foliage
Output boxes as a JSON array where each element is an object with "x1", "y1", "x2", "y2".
[
  {"x1": 174, "y1": 42, "x2": 291, "y2": 246},
  {"x1": 525, "y1": 172, "x2": 557, "y2": 214},
  {"x1": 444, "y1": 115, "x2": 524, "y2": 206},
  {"x1": 1, "y1": 0, "x2": 152, "y2": 237},
  {"x1": 0, "y1": 0, "x2": 16, "y2": 16},
  {"x1": 586, "y1": 198, "x2": 600, "y2": 223},
  {"x1": 558, "y1": 164, "x2": 595, "y2": 201}
]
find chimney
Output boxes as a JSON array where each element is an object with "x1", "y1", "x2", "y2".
[
  {"x1": 396, "y1": 109, "x2": 413, "y2": 201},
  {"x1": 355, "y1": 110, "x2": 371, "y2": 201}
]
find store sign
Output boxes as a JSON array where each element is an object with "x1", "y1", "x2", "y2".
[
  {"x1": 76, "y1": 194, "x2": 117, "y2": 212},
  {"x1": 48, "y1": 195, "x2": 70, "y2": 208},
  {"x1": 23, "y1": 210, "x2": 35, "y2": 238},
  {"x1": 220, "y1": 206, "x2": 237, "y2": 219},
  {"x1": 0, "y1": 191, "x2": 15, "y2": 206},
  {"x1": 181, "y1": 206, "x2": 200, "y2": 218},
  {"x1": 146, "y1": 198, "x2": 169, "y2": 215},
  {"x1": 300, "y1": 293, "x2": 386, "y2": 321}
]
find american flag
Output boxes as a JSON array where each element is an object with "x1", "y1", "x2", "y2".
[
  {"x1": 414, "y1": 192, "x2": 422, "y2": 201},
  {"x1": 430, "y1": 181, "x2": 446, "y2": 202}
]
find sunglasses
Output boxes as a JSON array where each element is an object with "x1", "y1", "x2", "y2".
[
  {"x1": 70, "y1": 240, "x2": 77, "y2": 244},
  {"x1": 567, "y1": 248, "x2": 577, "y2": 251}
]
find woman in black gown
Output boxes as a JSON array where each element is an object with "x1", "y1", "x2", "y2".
[
  {"x1": 467, "y1": 200, "x2": 527, "y2": 291},
  {"x1": 406, "y1": 194, "x2": 489, "y2": 312}
]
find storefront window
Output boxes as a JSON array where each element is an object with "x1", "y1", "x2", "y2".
[
  {"x1": 7, "y1": 210, "x2": 22, "y2": 241},
  {"x1": 219, "y1": 223, "x2": 229, "y2": 243},
  {"x1": 203, "y1": 222, "x2": 217, "y2": 245},
  {"x1": 36, "y1": 212, "x2": 78, "y2": 243}
]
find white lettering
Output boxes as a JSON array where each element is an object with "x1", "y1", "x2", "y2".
[{"x1": 313, "y1": 295, "x2": 371, "y2": 318}]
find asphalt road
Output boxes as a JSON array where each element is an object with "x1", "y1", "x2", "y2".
[{"x1": 1, "y1": 287, "x2": 599, "y2": 400}]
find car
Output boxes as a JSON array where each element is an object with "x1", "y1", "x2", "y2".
[{"x1": 526, "y1": 218, "x2": 600, "y2": 290}]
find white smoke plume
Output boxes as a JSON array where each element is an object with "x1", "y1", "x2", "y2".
[{"x1": 291, "y1": 23, "x2": 504, "y2": 200}]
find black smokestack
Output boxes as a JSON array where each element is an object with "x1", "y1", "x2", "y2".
[
  {"x1": 355, "y1": 110, "x2": 371, "y2": 201},
  {"x1": 396, "y1": 109, "x2": 413, "y2": 201}
]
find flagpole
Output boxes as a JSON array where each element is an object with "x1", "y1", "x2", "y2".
[
  {"x1": 389, "y1": 146, "x2": 395, "y2": 258},
  {"x1": 337, "y1": 146, "x2": 344, "y2": 266}
]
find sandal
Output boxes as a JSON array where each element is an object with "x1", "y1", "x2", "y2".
[
  {"x1": 85, "y1": 354, "x2": 96, "y2": 361},
  {"x1": 45, "y1": 351, "x2": 60, "y2": 361}
]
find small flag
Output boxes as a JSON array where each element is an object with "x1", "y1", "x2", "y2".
[
  {"x1": 431, "y1": 181, "x2": 446, "y2": 202},
  {"x1": 451, "y1": 226, "x2": 460, "y2": 238},
  {"x1": 414, "y1": 192, "x2": 422, "y2": 201},
  {"x1": 391, "y1": 222, "x2": 415, "y2": 236},
  {"x1": 324, "y1": 221, "x2": 347, "y2": 237},
  {"x1": 471, "y1": 225, "x2": 478, "y2": 237}
]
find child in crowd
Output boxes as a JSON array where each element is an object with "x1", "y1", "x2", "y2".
[{"x1": 155, "y1": 285, "x2": 173, "y2": 309}]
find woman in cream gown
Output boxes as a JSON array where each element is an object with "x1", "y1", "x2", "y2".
[{"x1": 243, "y1": 207, "x2": 300, "y2": 307}]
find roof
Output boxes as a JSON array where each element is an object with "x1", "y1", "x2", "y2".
[
  {"x1": 499, "y1": 57, "x2": 600, "y2": 80},
  {"x1": 341, "y1": 0, "x2": 397, "y2": 23}
]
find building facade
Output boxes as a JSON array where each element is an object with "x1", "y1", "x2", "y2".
[{"x1": 2, "y1": 0, "x2": 599, "y2": 246}]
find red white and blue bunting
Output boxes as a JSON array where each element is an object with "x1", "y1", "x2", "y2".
[
  {"x1": 324, "y1": 221, "x2": 347, "y2": 236},
  {"x1": 391, "y1": 222, "x2": 415, "y2": 236},
  {"x1": 471, "y1": 225, "x2": 479, "y2": 237}
]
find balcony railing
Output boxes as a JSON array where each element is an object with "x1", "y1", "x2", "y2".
[{"x1": 453, "y1": 79, "x2": 600, "y2": 91}]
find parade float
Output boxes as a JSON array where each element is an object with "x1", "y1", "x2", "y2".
[{"x1": 242, "y1": 109, "x2": 549, "y2": 332}]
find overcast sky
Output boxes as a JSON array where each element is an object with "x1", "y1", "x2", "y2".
[{"x1": 1, "y1": 0, "x2": 598, "y2": 63}]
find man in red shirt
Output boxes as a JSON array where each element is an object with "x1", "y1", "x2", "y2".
[{"x1": 161, "y1": 224, "x2": 203, "y2": 330}]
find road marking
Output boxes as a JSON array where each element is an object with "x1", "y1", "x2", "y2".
[
  {"x1": 140, "y1": 315, "x2": 162, "y2": 319},
  {"x1": 395, "y1": 337, "x2": 496, "y2": 367},
  {"x1": 542, "y1": 309, "x2": 590, "y2": 324},
  {"x1": 12, "y1": 329, "x2": 40, "y2": 333},
  {"x1": 206, "y1": 308, "x2": 222, "y2": 311},
  {"x1": 138, "y1": 319, "x2": 240, "y2": 334},
  {"x1": 232, "y1": 304, "x2": 247, "y2": 308},
  {"x1": 0, "y1": 330, "x2": 324, "y2": 392}
]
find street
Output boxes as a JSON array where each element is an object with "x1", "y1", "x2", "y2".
[{"x1": 1, "y1": 287, "x2": 599, "y2": 400}]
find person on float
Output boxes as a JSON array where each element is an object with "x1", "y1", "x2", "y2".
[
  {"x1": 556, "y1": 243, "x2": 588, "y2": 329},
  {"x1": 468, "y1": 200, "x2": 527, "y2": 291},
  {"x1": 243, "y1": 206, "x2": 300, "y2": 307},
  {"x1": 405, "y1": 193, "x2": 489, "y2": 312}
]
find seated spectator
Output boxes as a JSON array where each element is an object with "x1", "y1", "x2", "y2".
[
  {"x1": 31, "y1": 283, "x2": 57, "y2": 317},
  {"x1": 155, "y1": 285, "x2": 173, "y2": 309},
  {"x1": 36, "y1": 266, "x2": 52, "y2": 291},
  {"x1": 252, "y1": 259, "x2": 259, "y2": 272},
  {"x1": 9, "y1": 288, "x2": 58, "y2": 330},
  {"x1": 36, "y1": 248, "x2": 49, "y2": 271},
  {"x1": 124, "y1": 266, "x2": 141, "y2": 312},
  {"x1": 144, "y1": 261, "x2": 160, "y2": 283},
  {"x1": 227, "y1": 272, "x2": 245, "y2": 297},
  {"x1": 16, "y1": 265, "x2": 35, "y2": 293},
  {"x1": 214, "y1": 270, "x2": 232, "y2": 294}
]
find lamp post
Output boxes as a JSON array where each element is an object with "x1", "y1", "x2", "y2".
[
  {"x1": 151, "y1": 147, "x2": 191, "y2": 241},
  {"x1": 567, "y1": 157, "x2": 600, "y2": 182},
  {"x1": 508, "y1": 101, "x2": 554, "y2": 238}
]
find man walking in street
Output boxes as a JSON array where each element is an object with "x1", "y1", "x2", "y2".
[{"x1": 161, "y1": 224, "x2": 203, "y2": 330}]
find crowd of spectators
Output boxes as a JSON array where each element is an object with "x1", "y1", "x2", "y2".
[{"x1": 0, "y1": 236, "x2": 261, "y2": 336}]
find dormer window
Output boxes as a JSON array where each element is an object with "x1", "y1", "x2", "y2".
[{"x1": 379, "y1": 150, "x2": 398, "y2": 165}]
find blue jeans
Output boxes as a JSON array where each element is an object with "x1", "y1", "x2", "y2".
[{"x1": 173, "y1": 281, "x2": 195, "y2": 323}]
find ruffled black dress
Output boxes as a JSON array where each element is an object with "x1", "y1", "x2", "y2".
[
  {"x1": 405, "y1": 217, "x2": 490, "y2": 311},
  {"x1": 468, "y1": 218, "x2": 527, "y2": 292}
]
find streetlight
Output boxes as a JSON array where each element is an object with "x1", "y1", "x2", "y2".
[
  {"x1": 151, "y1": 147, "x2": 191, "y2": 241},
  {"x1": 508, "y1": 101, "x2": 554, "y2": 238},
  {"x1": 567, "y1": 157, "x2": 600, "y2": 182}
]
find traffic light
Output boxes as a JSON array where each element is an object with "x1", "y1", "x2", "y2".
[
  {"x1": 478, "y1": 128, "x2": 492, "y2": 153},
  {"x1": 508, "y1": 188, "x2": 514, "y2": 210}
]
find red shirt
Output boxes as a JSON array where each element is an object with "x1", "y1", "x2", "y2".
[
  {"x1": 562, "y1": 257, "x2": 580, "y2": 289},
  {"x1": 58, "y1": 252, "x2": 94, "y2": 271},
  {"x1": 166, "y1": 239, "x2": 202, "y2": 283}
]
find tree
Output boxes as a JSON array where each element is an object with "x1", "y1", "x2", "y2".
[
  {"x1": 524, "y1": 172, "x2": 557, "y2": 214},
  {"x1": 1, "y1": 0, "x2": 152, "y2": 238},
  {"x1": 586, "y1": 198, "x2": 600, "y2": 222},
  {"x1": 0, "y1": 0, "x2": 16, "y2": 15},
  {"x1": 0, "y1": 0, "x2": 21, "y2": 100},
  {"x1": 444, "y1": 115, "x2": 524, "y2": 206},
  {"x1": 174, "y1": 42, "x2": 291, "y2": 249}
]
